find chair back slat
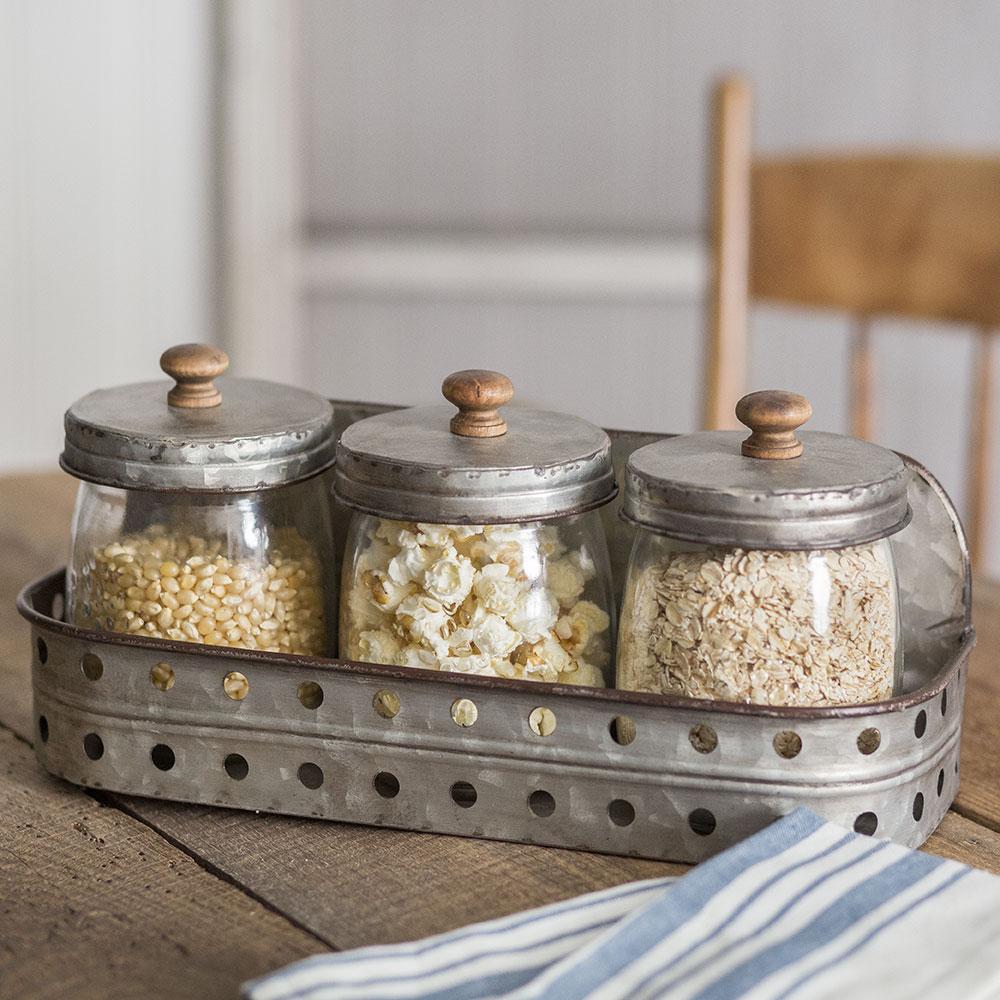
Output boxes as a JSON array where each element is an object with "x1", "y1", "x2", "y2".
[{"x1": 750, "y1": 155, "x2": 1000, "y2": 327}]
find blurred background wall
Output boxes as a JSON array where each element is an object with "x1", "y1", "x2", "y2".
[
  {"x1": 2, "y1": 0, "x2": 999, "y2": 571},
  {"x1": 0, "y1": 0, "x2": 213, "y2": 463}
]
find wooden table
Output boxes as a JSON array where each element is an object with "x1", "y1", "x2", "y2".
[{"x1": 2, "y1": 472, "x2": 998, "y2": 999}]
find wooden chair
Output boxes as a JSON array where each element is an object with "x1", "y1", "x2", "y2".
[{"x1": 704, "y1": 76, "x2": 1000, "y2": 567}]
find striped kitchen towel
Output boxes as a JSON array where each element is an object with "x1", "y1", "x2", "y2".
[{"x1": 243, "y1": 808, "x2": 1000, "y2": 1000}]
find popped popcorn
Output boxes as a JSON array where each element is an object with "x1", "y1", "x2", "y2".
[
  {"x1": 341, "y1": 517, "x2": 612, "y2": 686},
  {"x1": 356, "y1": 627, "x2": 403, "y2": 664},
  {"x1": 423, "y1": 549, "x2": 475, "y2": 608},
  {"x1": 367, "y1": 572, "x2": 415, "y2": 612},
  {"x1": 386, "y1": 544, "x2": 435, "y2": 587},
  {"x1": 396, "y1": 594, "x2": 453, "y2": 654},
  {"x1": 473, "y1": 563, "x2": 522, "y2": 615},
  {"x1": 546, "y1": 558, "x2": 587, "y2": 608},
  {"x1": 507, "y1": 589, "x2": 559, "y2": 643},
  {"x1": 554, "y1": 599, "x2": 610, "y2": 657}
]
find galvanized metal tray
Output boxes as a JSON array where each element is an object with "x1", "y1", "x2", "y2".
[{"x1": 17, "y1": 408, "x2": 973, "y2": 863}]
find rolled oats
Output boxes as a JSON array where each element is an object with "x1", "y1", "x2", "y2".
[{"x1": 617, "y1": 542, "x2": 898, "y2": 706}]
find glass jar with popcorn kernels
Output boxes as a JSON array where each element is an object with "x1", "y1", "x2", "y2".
[
  {"x1": 617, "y1": 391, "x2": 908, "y2": 707},
  {"x1": 335, "y1": 370, "x2": 618, "y2": 687},
  {"x1": 62, "y1": 344, "x2": 337, "y2": 655}
]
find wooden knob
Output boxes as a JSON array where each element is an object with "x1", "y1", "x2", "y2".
[
  {"x1": 735, "y1": 390, "x2": 812, "y2": 460},
  {"x1": 160, "y1": 343, "x2": 229, "y2": 409},
  {"x1": 442, "y1": 370, "x2": 513, "y2": 438}
]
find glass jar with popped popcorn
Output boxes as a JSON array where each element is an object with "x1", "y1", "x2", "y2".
[
  {"x1": 617, "y1": 391, "x2": 908, "y2": 706},
  {"x1": 335, "y1": 370, "x2": 617, "y2": 686},
  {"x1": 62, "y1": 344, "x2": 337, "y2": 655}
]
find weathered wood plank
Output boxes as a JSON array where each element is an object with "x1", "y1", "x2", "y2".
[
  {"x1": 955, "y1": 576, "x2": 1000, "y2": 833},
  {"x1": 0, "y1": 471, "x2": 76, "y2": 739},
  {"x1": 117, "y1": 769, "x2": 1000, "y2": 949},
  {"x1": 114, "y1": 796, "x2": 683, "y2": 950},
  {"x1": 923, "y1": 808, "x2": 1000, "y2": 875},
  {"x1": 0, "y1": 727, "x2": 324, "y2": 1000}
]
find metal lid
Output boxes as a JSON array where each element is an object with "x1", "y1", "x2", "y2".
[
  {"x1": 61, "y1": 344, "x2": 336, "y2": 492},
  {"x1": 335, "y1": 369, "x2": 616, "y2": 523},
  {"x1": 623, "y1": 390, "x2": 911, "y2": 549}
]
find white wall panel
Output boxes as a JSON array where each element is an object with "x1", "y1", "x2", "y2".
[
  {"x1": 304, "y1": 296, "x2": 704, "y2": 433},
  {"x1": 303, "y1": 0, "x2": 1000, "y2": 232},
  {"x1": 0, "y1": 0, "x2": 213, "y2": 473}
]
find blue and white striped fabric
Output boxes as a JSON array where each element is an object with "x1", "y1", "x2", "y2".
[{"x1": 243, "y1": 809, "x2": 1000, "y2": 1000}]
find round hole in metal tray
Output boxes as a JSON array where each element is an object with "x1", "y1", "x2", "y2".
[
  {"x1": 857, "y1": 728, "x2": 881, "y2": 755},
  {"x1": 528, "y1": 790, "x2": 556, "y2": 818},
  {"x1": 451, "y1": 781, "x2": 477, "y2": 808},
  {"x1": 373, "y1": 690, "x2": 401, "y2": 720},
  {"x1": 854, "y1": 812, "x2": 878, "y2": 836},
  {"x1": 224, "y1": 753, "x2": 249, "y2": 780},
  {"x1": 373, "y1": 771, "x2": 400, "y2": 798},
  {"x1": 688, "y1": 808, "x2": 717, "y2": 836},
  {"x1": 298, "y1": 762, "x2": 324, "y2": 790},
  {"x1": 773, "y1": 731, "x2": 802, "y2": 759},
  {"x1": 83, "y1": 733, "x2": 104, "y2": 761},
  {"x1": 36, "y1": 637, "x2": 47, "y2": 665},
  {"x1": 298, "y1": 681, "x2": 324, "y2": 710},
  {"x1": 610, "y1": 716, "x2": 637, "y2": 746},
  {"x1": 451, "y1": 698, "x2": 478, "y2": 728},
  {"x1": 223, "y1": 671, "x2": 250, "y2": 701},
  {"x1": 528, "y1": 707, "x2": 556, "y2": 738},
  {"x1": 150, "y1": 662, "x2": 175, "y2": 692},
  {"x1": 941, "y1": 689, "x2": 948, "y2": 716},
  {"x1": 937, "y1": 769, "x2": 945, "y2": 796},
  {"x1": 913, "y1": 792, "x2": 924, "y2": 822},
  {"x1": 689, "y1": 724, "x2": 717, "y2": 754},
  {"x1": 608, "y1": 799, "x2": 635, "y2": 827},
  {"x1": 151, "y1": 744, "x2": 175, "y2": 771},
  {"x1": 38, "y1": 716, "x2": 48, "y2": 743},
  {"x1": 80, "y1": 653, "x2": 103, "y2": 681},
  {"x1": 914, "y1": 710, "x2": 927, "y2": 739}
]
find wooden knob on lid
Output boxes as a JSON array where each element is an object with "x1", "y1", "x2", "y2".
[
  {"x1": 160, "y1": 343, "x2": 229, "y2": 409},
  {"x1": 736, "y1": 390, "x2": 812, "y2": 460},
  {"x1": 442, "y1": 369, "x2": 513, "y2": 438}
]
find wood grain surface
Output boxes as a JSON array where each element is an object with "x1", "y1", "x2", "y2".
[
  {"x1": 118, "y1": 797, "x2": 682, "y2": 950},
  {"x1": 0, "y1": 727, "x2": 323, "y2": 1000},
  {"x1": 2, "y1": 471, "x2": 1000, "y2": 997},
  {"x1": 955, "y1": 574, "x2": 1000, "y2": 835}
]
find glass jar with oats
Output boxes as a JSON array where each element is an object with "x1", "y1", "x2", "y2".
[
  {"x1": 617, "y1": 391, "x2": 909, "y2": 706},
  {"x1": 335, "y1": 370, "x2": 617, "y2": 686},
  {"x1": 62, "y1": 344, "x2": 337, "y2": 655}
]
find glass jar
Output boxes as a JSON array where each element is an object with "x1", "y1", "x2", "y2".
[
  {"x1": 61, "y1": 344, "x2": 337, "y2": 655},
  {"x1": 335, "y1": 369, "x2": 618, "y2": 686},
  {"x1": 617, "y1": 390, "x2": 911, "y2": 706}
]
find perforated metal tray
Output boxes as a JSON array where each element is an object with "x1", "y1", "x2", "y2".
[{"x1": 17, "y1": 410, "x2": 973, "y2": 863}]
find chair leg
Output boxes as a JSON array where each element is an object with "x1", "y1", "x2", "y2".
[
  {"x1": 703, "y1": 77, "x2": 752, "y2": 430},
  {"x1": 849, "y1": 318, "x2": 874, "y2": 440},
  {"x1": 967, "y1": 327, "x2": 996, "y2": 570}
]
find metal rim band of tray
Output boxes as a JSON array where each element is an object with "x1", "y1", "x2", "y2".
[{"x1": 18, "y1": 409, "x2": 974, "y2": 864}]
